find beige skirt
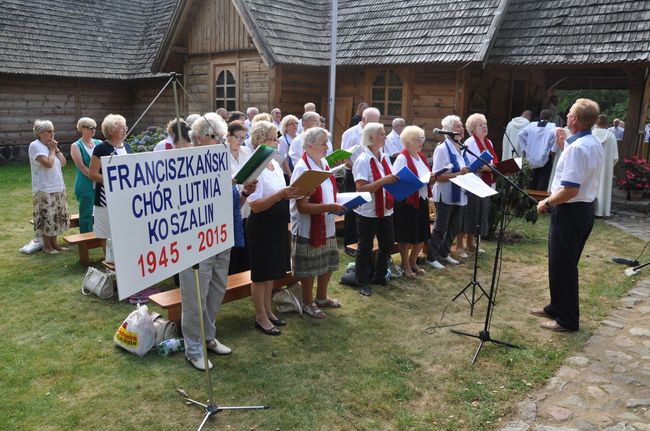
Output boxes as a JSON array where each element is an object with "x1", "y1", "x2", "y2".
[{"x1": 33, "y1": 191, "x2": 69, "y2": 236}]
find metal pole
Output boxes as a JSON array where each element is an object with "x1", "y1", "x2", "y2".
[
  {"x1": 327, "y1": 0, "x2": 338, "y2": 138},
  {"x1": 172, "y1": 74, "x2": 183, "y2": 146}
]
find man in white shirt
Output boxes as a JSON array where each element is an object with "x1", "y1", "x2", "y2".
[
  {"x1": 384, "y1": 118, "x2": 406, "y2": 160},
  {"x1": 533, "y1": 98, "x2": 604, "y2": 333},
  {"x1": 518, "y1": 109, "x2": 556, "y2": 190},
  {"x1": 607, "y1": 118, "x2": 625, "y2": 141},
  {"x1": 297, "y1": 102, "x2": 316, "y2": 134},
  {"x1": 340, "y1": 107, "x2": 380, "y2": 254},
  {"x1": 502, "y1": 110, "x2": 532, "y2": 160},
  {"x1": 243, "y1": 107, "x2": 258, "y2": 135},
  {"x1": 288, "y1": 112, "x2": 332, "y2": 167},
  {"x1": 271, "y1": 107, "x2": 282, "y2": 128}
]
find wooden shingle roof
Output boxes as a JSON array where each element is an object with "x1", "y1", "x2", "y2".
[
  {"x1": 489, "y1": 0, "x2": 650, "y2": 65},
  {"x1": 0, "y1": 0, "x2": 178, "y2": 79}
]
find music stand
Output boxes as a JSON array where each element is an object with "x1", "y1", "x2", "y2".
[
  {"x1": 449, "y1": 174, "x2": 498, "y2": 316},
  {"x1": 449, "y1": 148, "x2": 537, "y2": 364}
]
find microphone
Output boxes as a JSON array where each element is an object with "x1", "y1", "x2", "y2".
[{"x1": 432, "y1": 128, "x2": 461, "y2": 137}]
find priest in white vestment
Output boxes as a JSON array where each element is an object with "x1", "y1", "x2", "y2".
[
  {"x1": 502, "y1": 110, "x2": 532, "y2": 160},
  {"x1": 593, "y1": 115, "x2": 619, "y2": 217}
]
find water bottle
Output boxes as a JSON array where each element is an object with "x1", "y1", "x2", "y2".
[
  {"x1": 157, "y1": 338, "x2": 185, "y2": 356},
  {"x1": 105, "y1": 238, "x2": 114, "y2": 264}
]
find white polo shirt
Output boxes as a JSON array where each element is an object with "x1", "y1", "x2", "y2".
[
  {"x1": 518, "y1": 120, "x2": 556, "y2": 168},
  {"x1": 341, "y1": 123, "x2": 364, "y2": 165},
  {"x1": 431, "y1": 139, "x2": 467, "y2": 206},
  {"x1": 247, "y1": 159, "x2": 286, "y2": 202},
  {"x1": 288, "y1": 132, "x2": 333, "y2": 168},
  {"x1": 289, "y1": 155, "x2": 336, "y2": 239},
  {"x1": 384, "y1": 130, "x2": 403, "y2": 157},
  {"x1": 550, "y1": 130, "x2": 603, "y2": 203},
  {"x1": 352, "y1": 147, "x2": 394, "y2": 218}
]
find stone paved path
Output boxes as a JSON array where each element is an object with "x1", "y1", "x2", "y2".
[{"x1": 499, "y1": 206, "x2": 650, "y2": 431}]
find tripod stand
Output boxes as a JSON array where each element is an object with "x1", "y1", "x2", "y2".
[
  {"x1": 451, "y1": 200, "x2": 492, "y2": 316},
  {"x1": 131, "y1": 74, "x2": 270, "y2": 429},
  {"x1": 449, "y1": 146, "x2": 537, "y2": 364}
]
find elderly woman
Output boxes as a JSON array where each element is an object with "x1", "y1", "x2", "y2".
[
  {"x1": 290, "y1": 127, "x2": 346, "y2": 318},
  {"x1": 279, "y1": 114, "x2": 299, "y2": 177},
  {"x1": 70, "y1": 117, "x2": 101, "y2": 233},
  {"x1": 353, "y1": 122, "x2": 399, "y2": 296},
  {"x1": 392, "y1": 126, "x2": 434, "y2": 277},
  {"x1": 226, "y1": 120, "x2": 252, "y2": 274},
  {"x1": 153, "y1": 119, "x2": 191, "y2": 151},
  {"x1": 88, "y1": 114, "x2": 131, "y2": 250},
  {"x1": 247, "y1": 120, "x2": 299, "y2": 335},
  {"x1": 28, "y1": 120, "x2": 69, "y2": 253},
  {"x1": 456, "y1": 113, "x2": 499, "y2": 257},
  {"x1": 178, "y1": 113, "x2": 256, "y2": 370},
  {"x1": 426, "y1": 115, "x2": 470, "y2": 270}
]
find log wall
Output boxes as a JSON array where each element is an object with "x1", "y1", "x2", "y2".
[{"x1": 186, "y1": 0, "x2": 255, "y2": 55}]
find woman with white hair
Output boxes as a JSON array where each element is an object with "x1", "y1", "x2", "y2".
[
  {"x1": 70, "y1": 117, "x2": 100, "y2": 233},
  {"x1": 247, "y1": 120, "x2": 299, "y2": 335},
  {"x1": 456, "y1": 113, "x2": 499, "y2": 257},
  {"x1": 28, "y1": 119, "x2": 69, "y2": 253},
  {"x1": 352, "y1": 122, "x2": 398, "y2": 296},
  {"x1": 426, "y1": 115, "x2": 470, "y2": 270},
  {"x1": 278, "y1": 114, "x2": 299, "y2": 177},
  {"x1": 392, "y1": 125, "x2": 434, "y2": 277},
  {"x1": 178, "y1": 113, "x2": 257, "y2": 370},
  {"x1": 290, "y1": 127, "x2": 345, "y2": 318},
  {"x1": 88, "y1": 114, "x2": 131, "y2": 250}
]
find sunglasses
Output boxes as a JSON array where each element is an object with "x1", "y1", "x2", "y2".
[
  {"x1": 208, "y1": 135, "x2": 225, "y2": 144},
  {"x1": 84, "y1": 126, "x2": 96, "y2": 130}
]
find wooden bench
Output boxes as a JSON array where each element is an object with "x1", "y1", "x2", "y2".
[
  {"x1": 63, "y1": 232, "x2": 102, "y2": 266},
  {"x1": 149, "y1": 271, "x2": 298, "y2": 328},
  {"x1": 31, "y1": 213, "x2": 80, "y2": 229},
  {"x1": 526, "y1": 189, "x2": 551, "y2": 202}
]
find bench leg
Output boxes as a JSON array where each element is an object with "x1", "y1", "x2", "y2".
[
  {"x1": 168, "y1": 306, "x2": 182, "y2": 334},
  {"x1": 78, "y1": 243, "x2": 90, "y2": 267}
]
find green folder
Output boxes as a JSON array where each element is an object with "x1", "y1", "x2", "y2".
[
  {"x1": 325, "y1": 144, "x2": 358, "y2": 166},
  {"x1": 233, "y1": 144, "x2": 277, "y2": 184}
]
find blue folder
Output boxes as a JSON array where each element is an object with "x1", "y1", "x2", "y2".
[
  {"x1": 384, "y1": 166, "x2": 428, "y2": 202},
  {"x1": 468, "y1": 150, "x2": 493, "y2": 173}
]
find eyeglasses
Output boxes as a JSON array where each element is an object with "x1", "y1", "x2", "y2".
[
  {"x1": 287, "y1": 122, "x2": 298, "y2": 126},
  {"x1": 416, "y1": 136, "x2": 426, "y2": 142},
  {"x1": 208, "y1": 134, "x2": 225, "y2": 144},
  {"x1": 84, "y1": 126, "x2": 96, "y2": 130},
  {"x1": 232, "y1": 135, "x2": 246, "y2": 141}
]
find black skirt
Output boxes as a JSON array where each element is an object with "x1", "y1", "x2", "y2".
[
  {"x1": 393, "y1": 197, "x2": 431, "y2": 244},
  {"x1": 246, "y1": 200, "x2": 290, "y2": 282},
  {"x1": 228, "y1": 218, "x2": 250, "y2": 275}
]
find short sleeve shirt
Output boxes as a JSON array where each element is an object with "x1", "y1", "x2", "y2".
[
  {"x1": 28, "y1": 139, "x2": 65, "y2": 194},
  {"x1": 352, "y1": 148, "x2": 394, "y2": 218}
]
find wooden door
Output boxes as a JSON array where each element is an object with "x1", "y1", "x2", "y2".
[{"x1": 321, "y1": 96, "x2": 354, "y2": 150}]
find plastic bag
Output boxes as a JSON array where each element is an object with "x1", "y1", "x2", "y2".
[
  {"x1": 114, "y1": 304, "x2": 156, "y2": 356},
  {"x1": 19, "y1": 238, "x2": 42, "y2": 254},
  {"x1": 272, "y1": 282, "x2": 303, "y2": 314}
]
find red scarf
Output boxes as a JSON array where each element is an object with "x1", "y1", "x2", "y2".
[
  {"x1": 473, "y1": 134, "x2": 499, "y2": 186},
  {"x1": 302, "y1": 153, "x2": 338, "y2": 247},
  {"x1": 370, "y1": 155, "x2": 394, "y2": 218},
  {"x1": 402, "y1": 149, "x2": 432, "y2": 209}
]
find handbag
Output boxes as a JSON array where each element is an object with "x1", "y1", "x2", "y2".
[
  {"x1": 150, "y1": 312, "x2": 179, "y2": 344},
  {"x1": 81, "y1": 267, "x2": 115, "y2": 299}
]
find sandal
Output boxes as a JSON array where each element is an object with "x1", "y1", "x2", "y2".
[
  {"x1": 404, "y1": 271, "x2": 416, "y2": 279},
  {"x1": 314, "y1": 297, "x2": 341, "y2": 308},
  {"x1": 303, "y1": 303, "x2": 327, "y2": 319}
]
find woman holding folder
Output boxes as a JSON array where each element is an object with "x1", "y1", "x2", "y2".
[
  {"x1": 290, "y1": 127, "x2": 346, "y2": 318},
  {"x1": 227, "y1": 120, "x2": 252, "y2": 274},
  {"x1": 352, "y1": 123, "x2": 399, "y2": 297},
  {"x1": 392, "y1": 126, "x2": 434, "y2": 278},
  {"x1": 247, "y1": 121, "x2": 300, "y2": 335},
  {"x1": 456, "y1": 113, "x2": 499, "y2": 257}
]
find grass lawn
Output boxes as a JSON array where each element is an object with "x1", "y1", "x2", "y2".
[{"x1": 0, "y1": 162, "x2": 643, "y2": 430}]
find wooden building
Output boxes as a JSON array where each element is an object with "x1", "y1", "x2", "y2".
[{"x1": 2, "y1": 0, "x2": 650, "y2": 161}]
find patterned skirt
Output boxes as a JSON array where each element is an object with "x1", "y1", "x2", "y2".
[
  {"x1": 291, "y1": 235, "x2": 339, "y2": 278},
  {"x1": 33, "y1": 191, "x2": 69, "y2": 236}
]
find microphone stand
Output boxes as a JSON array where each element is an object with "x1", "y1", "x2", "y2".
[
  {"x1": 449, "y1": 141, "x2": 536, "y2": 364},
  {"x1": 502, "y1": 127, "x2": 521, "y2": 158}
]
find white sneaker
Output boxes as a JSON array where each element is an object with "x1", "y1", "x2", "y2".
[
  {"x1": 426, "y1": 259, "x2": 445, "y2": 270},
  {"x1": 457, "y1": 251, "x2": 469, "y2": 259},
  {"x1": 187, "y1": 356, "x2": 213, "y2": 371},
  {"x1": 207, "y1": 339, "x2": 232, "y2": 355},
  {"x1": 443, "y1": 256, "x2": 460, "y2": 265}
]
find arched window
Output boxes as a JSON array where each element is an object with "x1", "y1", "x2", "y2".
[
  {"x1": 215, "y1": 70, "x2": 236, "y2": 111},
  {"x1": 371, "y1": 70, "x2": 403, "y2": 116}
]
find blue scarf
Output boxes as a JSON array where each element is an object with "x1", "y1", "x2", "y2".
[
  {"x1": 444, "y1": 139, "x2": 461, "y2": 203},
  {"x1": 565, "y1": 129, "x2": 591, "y2": 146},
  {"x1": 232, "y1": 184, "x2": 245, "y2": 247}
]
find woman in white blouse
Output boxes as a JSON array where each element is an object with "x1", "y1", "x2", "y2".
[
  {"x1": 246, "y1": 121, "x2": 299, "y2": 335},
  {"x1": 279, "y1": 114, "x2": 299, "y2": 177},
  {"x1": 352, "y1": 122, "x2": 398, "y2": 297},
  {"x1": 426, "y1": 115, "x2": 470, "y2": 270},
  {"x1": 290, "y1": 127, "x2": 345, "y2": 318},
  {"x1": 227, "y1": 120, "x2": 252, "y2": 274},
  {"x1": 392, "y1": 126, "x2": 435, "y2": 278}
]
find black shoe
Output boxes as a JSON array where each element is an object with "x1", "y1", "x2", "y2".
[
  {"x1": 345, "y1": 246, "x2": 357, "y2": 257},
  {"x1": 359, "y1": 286, "x2": 372, "y2": 296},
  {"x1": 255, "y1": 321, "x2": 281, "y2": 336},
  {"x1": 269, "y1": 317, "x2": 286, "y2": 326}
]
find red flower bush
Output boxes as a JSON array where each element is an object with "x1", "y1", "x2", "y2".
[{"x1": 617, "y1": 155, "x2": 650, "y2": 192}]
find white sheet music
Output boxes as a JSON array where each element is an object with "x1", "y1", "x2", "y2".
[{"x1": 450, "y1": 173, "x2": 499, "y2": 198}]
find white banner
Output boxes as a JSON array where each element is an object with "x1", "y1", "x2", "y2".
[{"x1": 101, "y1": 145, "x2": 233, "y2": 300}]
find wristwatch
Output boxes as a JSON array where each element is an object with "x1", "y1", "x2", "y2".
[{"x1": 544, "y1": 198, "x2": 553, "y2": 209}]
